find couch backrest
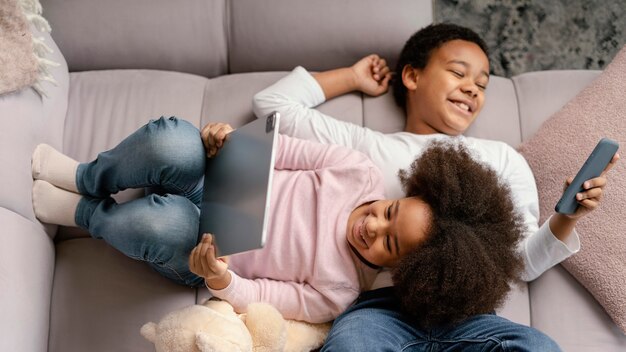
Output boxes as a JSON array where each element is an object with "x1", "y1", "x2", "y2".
[{"x1": 41, "y1": 0, "x2": 433, "y2": 76}]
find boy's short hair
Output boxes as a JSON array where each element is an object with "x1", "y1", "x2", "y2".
[
  {"x1": 392, "y1": 23, "x2": 490, "y2": 110},
  {"x1": 392, "y1": 141, "x2": 525, "y2": 328}
]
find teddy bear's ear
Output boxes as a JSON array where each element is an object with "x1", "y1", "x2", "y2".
[{"x1": 140, "y1": 322, "x2": 157, "y2": 343}]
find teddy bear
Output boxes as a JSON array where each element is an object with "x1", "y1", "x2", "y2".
[{"x1": 141, "y1": 299, "x2": 331, "y2": 352}]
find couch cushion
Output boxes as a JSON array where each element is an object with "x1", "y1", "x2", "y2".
[
  {"x1": 514, "y1": 70, "x2": 600, "y2": 141},
  {"x1": 530, "y1": 266, "x2": 626, "y2": 352},
  {"x1": 64, "y1": 70, "x2": 208, "y2": 164},
  {"x1": 41, "y1": 0, "x2": 228, "y2": 77},
  {"x1": 0, "y1": 208, "x2": 54, "y2": 352},
  {"x1": 518, "y1": 47, "x2": 626, "y2": 333},
  {"x1": 49, "y1": 239, "x2": 196, "y2": 352},
  {"x1": 229, "y1": 0, "x2": 432, "y2": 73}
]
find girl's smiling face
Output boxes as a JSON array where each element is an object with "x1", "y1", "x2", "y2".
[{"x1": 346, "y1": 197, "x2": 432, "y2": 268}]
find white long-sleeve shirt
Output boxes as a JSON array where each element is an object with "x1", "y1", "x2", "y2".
[{"x1": 253, "y1": 66, "x2": 580, "y2": 282}]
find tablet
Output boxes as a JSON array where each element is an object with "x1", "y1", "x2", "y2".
[{"x1": 198, "y1": 112, "x2": 280, "y2": 255}]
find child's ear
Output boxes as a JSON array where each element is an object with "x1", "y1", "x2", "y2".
[{"x1": 401, "y1": 65, "x2": 420, "y2": 91}]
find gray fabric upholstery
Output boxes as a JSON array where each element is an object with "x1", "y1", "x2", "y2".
[
  {"x1": 49, "y1": 239, "x2": 195, "y2": 352},
  {"x1": 0, "y1": 209, "x2": 54, "y2": 352},
  {"x1": 228, "y1": 0, "x2": 432, "y2": 73},
  {"x1": 514, "y1": 70, "x2": 601, "y2": 141},
  {"x1": 2, "y1": 1, "x2": 625, "y2": 351},
  {"x1": 42, "y1": 0, "x2": 228, "y2": 77},
  {"x1": 530, "y1": 266, "x2": 626, "y2": 351},
  {"x1": 63, "y1": 70, "x2": 208, "y2": 162}
]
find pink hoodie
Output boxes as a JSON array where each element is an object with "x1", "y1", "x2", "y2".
[{"x1": 208, "y1": 134, "x2": 385, "y2": 323}]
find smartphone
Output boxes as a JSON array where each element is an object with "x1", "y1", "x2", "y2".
[{"x1": 555, "y1": 138, "x2": 619, "y2": 214}]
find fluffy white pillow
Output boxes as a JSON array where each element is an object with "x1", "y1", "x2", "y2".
[{"x1": 0, "y1": 0, "x2": 57, "y2": 97}]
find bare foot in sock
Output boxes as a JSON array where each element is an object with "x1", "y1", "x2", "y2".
[
  {"x1": 32, "y1": 180, "x2": 80, "y2": 227},
  {"x1": 32, "y1": 144, "x2": 79, "y2": 193}
]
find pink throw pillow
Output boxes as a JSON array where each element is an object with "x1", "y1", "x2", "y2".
[{"x1": 518, "y1": 46, "x2": 626, "y2": 333}]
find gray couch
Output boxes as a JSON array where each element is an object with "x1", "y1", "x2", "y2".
[{"x1": 1, "y1": 1, "x2": 625, "y2": 351}]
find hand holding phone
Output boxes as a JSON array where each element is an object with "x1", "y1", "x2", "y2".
[{"x1": 555, "y1": 138, "x2": 619, "y2": 214}]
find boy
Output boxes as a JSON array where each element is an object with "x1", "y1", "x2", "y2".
[{"x1": 253, "y1": 23, "x2": 618, "y2": 350}]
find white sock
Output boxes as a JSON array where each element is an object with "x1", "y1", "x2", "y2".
[
  {"x1": 32, "y1": 144, "x2": 79, "y2": 193},
  {"x1": 32, "y1": 180, "x2": 80, "y2": 227}
]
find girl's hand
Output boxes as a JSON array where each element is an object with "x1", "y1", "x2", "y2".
[
  {"x1": 200, "y1": 122, "x2": 235, "y2": 158},
  {"x1": 189, "y1": 233, "x2": 231, "y2": 289},
  {"x1": 351, "y1": 54, "x2": 392, "y2": 97},
  {"x1": 563, "y1": 153, "x2": 620, "y2": 220}
]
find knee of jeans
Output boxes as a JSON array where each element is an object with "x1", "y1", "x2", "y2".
[
  {"x1": 134, "y1": 194, "x2": 200, "y2": 250},
  {"x1": 331, "y1": 309, "x2": 380, "y2": 335},
  {"x1": 146, "y1": 117, "x2": 206, "y2": 178},
  {"x1": 324, "y1": 312, "x2": 394, "y2": 351}
]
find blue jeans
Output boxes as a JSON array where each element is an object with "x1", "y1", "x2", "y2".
[
  {"x1": 74, "y1": 116, "x2": 206, "y2": 287},
  {"x1": 322, "y1": 287, "x2": 561, "y2": 352}
]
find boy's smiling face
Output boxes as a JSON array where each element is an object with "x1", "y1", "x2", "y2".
[{"x1": 403, "y1": 39, "x2": 490, "y2": 136}]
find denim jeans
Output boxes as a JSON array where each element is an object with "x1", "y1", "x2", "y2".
[
  {"x1": 74, "y1": 116, "x2": 206, "y2": 287},
  {"x1": 322, "y1": 287, "x2": 561, "y2": 352}
]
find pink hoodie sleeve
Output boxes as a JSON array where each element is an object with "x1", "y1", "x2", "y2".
[{"x1": 208, "y1": 270, "x2": 359, "y2": 323}]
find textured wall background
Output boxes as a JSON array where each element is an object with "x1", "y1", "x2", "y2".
[{"x1": 435, "y1": 0, "x2": 625, "y2": 77}]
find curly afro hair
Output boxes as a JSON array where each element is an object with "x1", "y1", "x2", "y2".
[
  {"x1": 392, "y1": 23, "x2": 489, "y2": 110},
  {"x1": 392, "y1": 141, "x2": 525, "y2": 328}
]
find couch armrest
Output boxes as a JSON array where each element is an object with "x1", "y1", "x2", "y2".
[{"x1": 0, "y1": 208, "x2": 55, "y2": 352}]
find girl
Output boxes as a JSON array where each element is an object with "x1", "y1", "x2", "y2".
[{"x1": 32, "y1": 116, "x2": 524, "y2": 324}]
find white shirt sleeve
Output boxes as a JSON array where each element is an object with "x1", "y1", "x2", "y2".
[
  {"x1": 523, "y1": 216, "x2": 580, "y2": 280},
  {"x1": 253, "y1": 66, "x2": 374, "y2": 149}
]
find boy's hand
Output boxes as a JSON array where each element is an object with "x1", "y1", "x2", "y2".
[
  {"x1": 563, "y1": 153, "x2": 620, "y2": 220},
  {"x1": 200, "y1": 122, "x2": 235, "y2": 158},
  {"x1": 189, "y1": 233, "x2": 231, "y2": 289},
  {"x1": 351, "y1": 54, "x2": 392, "y2": 97}
]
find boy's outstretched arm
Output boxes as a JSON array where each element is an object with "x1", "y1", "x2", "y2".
[
  {"x1": 313, "y1": 54, "x2": 392, "y2": 100},
  {"x1": 252, "y1": 55, "x2": 393, "y2": 152}
]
